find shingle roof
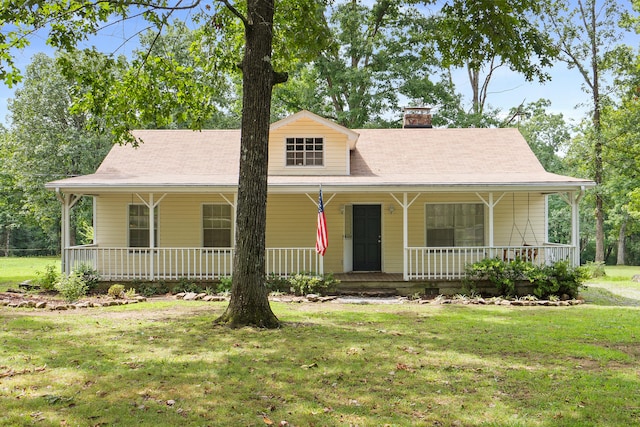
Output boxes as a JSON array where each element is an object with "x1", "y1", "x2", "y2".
[{"x1": 46, "y1": 125, "x2": 593, "y2": 192}]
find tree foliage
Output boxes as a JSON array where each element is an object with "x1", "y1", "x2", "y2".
[
  {"x1": 434, "y1": 0, "x2": 558, "y2": 115},
  {"x1": 5, "y1": 53, "x2": 113, "y2": 252},
  {"x1": 543, "y1": 0, "x2": 630, "y2": 262}
]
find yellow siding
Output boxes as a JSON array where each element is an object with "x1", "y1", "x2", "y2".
[
  {"x1": 268, "y1": 117, "x2": 349, "y2": 175},
  {"x1": 96, "y1": 193, "x2": 235, "y2": 248},
  {"x1": 95, "y1": 191, "x2": 547, "y2": 275},
  {"x1": 493, "y1": 193, "x2": 546, "y2": 246}
]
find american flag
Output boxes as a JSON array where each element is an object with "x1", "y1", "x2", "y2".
[{"x1": 316, "y1": 188, "x2": 328, "y2": 256}]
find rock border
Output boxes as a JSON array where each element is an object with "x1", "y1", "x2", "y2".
[{"x1": 1, "y1": 290, "x2": 583, "y2": 310}]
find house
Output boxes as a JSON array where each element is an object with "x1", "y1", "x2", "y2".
[{"x1": 46, "y1": 110, "x2": 595, "y2": 294}]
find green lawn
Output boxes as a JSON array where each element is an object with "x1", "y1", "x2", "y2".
[
  {"x1": 1, "y1": 299, "x2": 640, "y2": 426},
  {"x1": 0, "y1": 257, "x2": 59, "y2": 290},
  {"x1": 582, "y1": 265, "x2": 640, "y2": 306},
  {"x1": 1, "y1": 259, "x2": 640, "y2": 425}
]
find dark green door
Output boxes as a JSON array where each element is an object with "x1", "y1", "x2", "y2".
[{"x1": 353, "y1": 205, "x2": 381, "y2": 271}]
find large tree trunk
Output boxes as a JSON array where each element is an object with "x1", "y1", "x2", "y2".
[{"x1": 215, "y1": 0, "x2": 285, "y2": 328}]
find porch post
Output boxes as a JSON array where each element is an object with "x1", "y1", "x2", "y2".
[
  {"x1": 403, "y1": 192, "x2": 408, "y2": 281},
  {"x1": 55, "y1": 190, "x2": 81, "y2": 275},
  {"x1": 570, "y1": 189, "x2": 584, "y2": 267},
  {"x1": 488, "y1": 192, "x2": 494, "y2": 247},
  {"x1": 149, "y1": 193, "x2": 155, "y2": 281},
  {"x1": 58, "y1": 191, "x2": 69, "y2": 274},
  {"x1": 476, "y1": 192, "x2": 505, "y2": 258}
]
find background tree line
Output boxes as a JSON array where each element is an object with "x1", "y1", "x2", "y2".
[{"x1": 1, "y1": 0, "x2": 639, "y2": 266}]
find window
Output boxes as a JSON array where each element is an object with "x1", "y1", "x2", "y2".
[
  {"x1": 286, "y1": 137, "x2": 323, "y2": 166},
  {"x1": 426, "y1": 204, "x2": 484, "y2": 247},
  {"x1": 203, "y1": 204, "x2": 232, "y2": 247},
  {"x1": 129, "y1": 204, "x2": 158, "y2": 247}
]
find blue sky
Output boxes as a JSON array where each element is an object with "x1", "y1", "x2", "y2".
[{"x1": 1, "y1": 4, "x2": 638, "y2": 127}]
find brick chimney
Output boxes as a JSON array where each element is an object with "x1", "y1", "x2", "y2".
[{"x1": 403, "y1": 106, "x2": 432, "y2": 128}]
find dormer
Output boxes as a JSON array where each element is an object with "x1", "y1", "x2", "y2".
[{"x1": 268, "y1": 110, "x2": 359, "y2": 176}]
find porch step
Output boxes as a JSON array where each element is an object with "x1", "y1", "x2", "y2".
[{"x1": 336, "y1": 281, "x2": 430, "y2": 297}]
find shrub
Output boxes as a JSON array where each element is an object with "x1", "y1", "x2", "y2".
[
  {"x1": 73, "y1": 263, "x2": 101, "y2": 292},
  {"x1": 174, "y1": 277, "x2": 200, "y2": 293},
  {"x1": 139, "y1": 281, "x2": 169, "y2": 297},
  {"x1": 54, "y1": 272, "x2": 88, "y2": 303},
  {"x1": 534, "y1": 260, "x2": 589, "y2": 300},
  {"x1": 584, "y1": 260, "x2": 606, "y2": 278},
  {"x1": 108, "y1": 284, "x2": 125, "y2": 299},
  {"x1": 34, "y1": 264, "x2": 59, "y2": 291},
  {"x1": 217, "y1": 276, "x2": 233, "y2": 294},
  {"x1": 265, "y1": 273, "x2": 290, "y2": 293},
  {"x1": 464, "y1": 258, "x2": 515, "y2": 297},
  {"x1": 287, "y1": 272, "x2": 340, "y2": 296},
  {"x1": 124, "y1": 288, "x2": 136, "y2": 299},
  {"x1": 464, "y1": 258, "x2": 587, "y2": 299}
]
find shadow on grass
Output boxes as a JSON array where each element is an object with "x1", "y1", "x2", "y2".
[
  {"x1": 1, "y1": 301, "x2": 640, "y2": 426},
  {"x1": 581, "y1": 285, "x2": 640, "y2": 306}
]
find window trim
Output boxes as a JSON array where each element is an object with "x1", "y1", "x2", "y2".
[
  {"x1": 202, "y1": 203, "x2": 233, "y2": 248},
  {"x1": 284, "y1": 136, "x2": 325, "y2": 167},
  {"x1": 128, "y1": 203, "x2": 159, "y2": 248},
  {"x1": 425, "y1": 202, "x2": 485, "y2": 248}
]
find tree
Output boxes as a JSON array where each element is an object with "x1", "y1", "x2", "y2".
[
  {"x1": 5, "y1": 53, "x2": 113, "y2": 252},
  {"x1": 0, "y1": 0, "x2": 581, "y2": 327},
  {"x1": 271, "y1": 0, "x2": 436, "y2": 127},
  {"x1": 543, "y1": 0, "x2": 629, "y2": 262},
  {"x1": 0, "y1": 0, "x2": 329, "y2": 328},
  {"x1": 434, "y1": 0, "x2": 558, "y2": 116}
]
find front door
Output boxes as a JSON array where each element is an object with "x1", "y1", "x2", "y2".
[{"x1": 353, "y1": 205, "x2": 381, "y2": 271}]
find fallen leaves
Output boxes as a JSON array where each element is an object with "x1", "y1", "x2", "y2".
[{"x1": 0, "y1": 364, "x2": 47, "y2": 378}]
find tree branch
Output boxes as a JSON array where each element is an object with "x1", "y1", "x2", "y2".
[{"x1": 218, "y1": 0, "x2": 249, "y2": 27}]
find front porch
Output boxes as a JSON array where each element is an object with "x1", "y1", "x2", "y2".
[{"x1": 64, "y1": 243, "x2": 574, "y2": 283}]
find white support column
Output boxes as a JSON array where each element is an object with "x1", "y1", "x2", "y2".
[
  {"x1": 403, "y1": 193, "x2": 409, "y2": 280},
  {"x1": 570, "y1": 190, "x2": 584, "y2": 267},
  {"x1": 135, "y1": 193, "x2": 166, "y2": 280},
  {"x1": 390, "y1": 192, "x2": 421, "y2": 281},
  {"x1": 488, "y1": 193, "x2": 494, "y2": 247},
  {"x1": 57, "y1": 191, "x2": 69, "y2": 274},
  {"x1": 149, "y1": 193, "x2": 155, "y2": 281},
  {"x1": 559, "y1": 188, "x2": 585, "y2": 267},
  {"x1": 475, "y1": 192, "x2": 505, "y2": 251},
  {"x1": 55, "y1": 190, "x2": 82, "y2": 275}
]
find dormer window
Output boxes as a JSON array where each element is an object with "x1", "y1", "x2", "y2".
[{"x1": 286, "y1": 137, "x2": 323, "y2": 166}]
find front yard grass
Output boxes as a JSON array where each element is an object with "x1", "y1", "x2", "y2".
[
  {"x1": 0, "y1": 257, "x2": 59, "y2": 291},
  {"x1": 1, "y1": 300, "x2": 639, "y2": 426}
]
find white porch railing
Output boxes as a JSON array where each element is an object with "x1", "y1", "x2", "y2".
[
  {"x1": 265, "y1": 248, "x2": 324, "y2": 277},
  {"x1": 406, "y1": 244, "x2": 575, "y2": 281},
  {"x1": 64, "y1": 246, "x2": 322, "y2": 281}
]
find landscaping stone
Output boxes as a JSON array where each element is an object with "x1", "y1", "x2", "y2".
[
  {"x1": 183, "y1": 292, "x2": 198, "y2": 301},
  {"x1": 175, "y1": 292, "x2": 186, "y2": 299},
  {"x1": 195, "y1": 293, "x2": 207, "y2": 300},
  {"x1": 35, "y1": 302, "x2": 47, "y2": 309}
]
